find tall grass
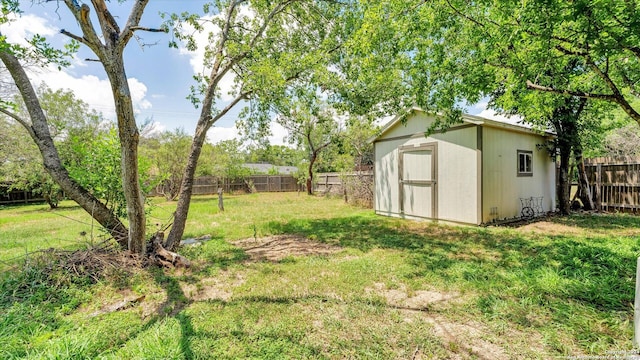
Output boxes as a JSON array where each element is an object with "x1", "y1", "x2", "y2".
[{"x1": 1, "y1": 193, "x2": 639, "y2": 358}]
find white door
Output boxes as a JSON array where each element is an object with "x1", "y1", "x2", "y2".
[{"x1": 399, "y1": 144, "x2": 437, "y2": 218}]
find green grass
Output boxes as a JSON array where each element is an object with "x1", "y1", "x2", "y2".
[{"x1": 1, "y1": 193, "x2": 639, "y2": 358}]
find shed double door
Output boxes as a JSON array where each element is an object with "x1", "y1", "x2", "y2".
[{"x1": 399, "y1": 144, "x2": 438, "y2": 218}]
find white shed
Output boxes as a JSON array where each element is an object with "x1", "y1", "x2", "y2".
[{"x1": 372, "y1": 108, "x2": 556, "y2": 225}]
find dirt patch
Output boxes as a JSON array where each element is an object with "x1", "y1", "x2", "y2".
[
  {"x1": 180, "y1": 272, "x2": 245, "y2": 302},
  {"x1": 233, "y1": 234, "x2": 341, "y2": 262},
  {"x1": 366, "y1": 282, "x2": 463, "y2": 310},
  {"x1": 367, "y1": 283, "x2": 547, "y2": 359},
  {"x1": 515, "y1": 221, "x2": 584, "y2": 236}
]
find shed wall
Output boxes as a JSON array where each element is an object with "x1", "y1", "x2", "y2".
[
  {"x1": 374, "y1": 112, "x2": 479, "y2": 224},
  {"x1": 481, "y1": 126, "x2": 556, "y2": 222}
]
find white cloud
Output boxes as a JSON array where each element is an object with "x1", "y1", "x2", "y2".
[
  {"x1": 207, "y1": 125, "x2": 241, "y2": 144},
  {"x1": 207, "y1": 121, "x2": 290, "y2": 146},
  {"x1": 33, "y1": 68, "x2": 152, "y2": 119},
  {"x1": 1, "y1": 13, "x2": 57, "y2": 46},
  {"x1": 2, "y1": 14, "x2": 153, "y2": 120}
]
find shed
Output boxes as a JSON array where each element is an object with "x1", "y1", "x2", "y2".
[{"x1": 371, "y1": 107, "x2": 556, "y2": 225}]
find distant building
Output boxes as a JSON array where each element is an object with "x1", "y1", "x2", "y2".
[{"x1": 243, "y1": 163, "x2": 298, "y2": 175}]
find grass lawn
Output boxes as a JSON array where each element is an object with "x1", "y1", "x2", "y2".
[{"x1": 1, "y1": 192, "x2": 639, "y2": 359}]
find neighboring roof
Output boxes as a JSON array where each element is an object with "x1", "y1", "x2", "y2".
[
  {"x1": 243, "y1": 163, "x2": 298, "y2": 174},
  {"x1": 369, "y1": 107, "x2": 555, "y2": 143}
]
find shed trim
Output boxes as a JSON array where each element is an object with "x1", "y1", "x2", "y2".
[
  {"x1": 369, "y1": 107, "x2": 554, "y2": 144},
  {"x1": 477, "y1": 126, "x2": 483, "y2": 225},
  {"x1": 398, "y1": 142, "x2": 438, "y2": 219}
]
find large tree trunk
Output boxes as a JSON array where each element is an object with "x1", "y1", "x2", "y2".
[
  {"x1": 104, "y1": 60, "x2": 147, "y2": 254},
  {"x1": 574, "y1": 145, "x2": 595, "y2": 211},
  {"x1": 0, "y1": 49, "x2": 129, "y2": 246},
  {"x1": 58, "y1": 0, "x2": 154, "y2": 253},
  {"x1": 165, "y1": 124, "x2": 207, "y2": 250},
  {"x1": 556, "y1": 141, "x2": 572, "y2": 215},
  {"x1": 307, "y1": 152, "x2": 317, "y2": 195}
]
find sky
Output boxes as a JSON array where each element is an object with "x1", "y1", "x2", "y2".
[
  {"x1": 2, "y1": 1, "x2": 518, "y2": 146},
  {"x1": 2, "y1": 0, "x2": 290, "y2": 145}
]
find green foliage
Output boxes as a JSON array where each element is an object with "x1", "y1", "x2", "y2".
[
  {"x1": 140, "y1": 128, "x2": 192, "y2": 200},
  {"x1": 66, "y1": 127, "x2": 155, "y2": 218},
  {"x1": 245, "y1": 144, "x2": 304, "y2": 167},
  {"x1": 342, "y1": 0, "x2": 640, "y2": 131},
  {"x1": 209, "y1": 139, "x2": 251, "y2": 181}
]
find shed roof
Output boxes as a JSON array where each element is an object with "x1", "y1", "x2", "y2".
[{"x1": 370, "y1": 107, "x2": 555, "y2": 143}]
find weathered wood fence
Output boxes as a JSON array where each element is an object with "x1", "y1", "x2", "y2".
[
  {"x1": 0, "y1": 186, "x2": 44, "y2": 205},
  {"x1": 584, "y1": 156, "x2": 640, "y2": 212},
  {"x1": 149, "y1": 175, "x2": 302, "y2": 197},
  {"x1": 313, "y1": 172, "x2": 374, "y2": 207}
]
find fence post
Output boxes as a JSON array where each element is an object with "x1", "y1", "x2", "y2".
[
  {"x1": 217, "y1": 187, "x2": 224, "y2": 212},
  {"x1": 595, "y1": 163, "x2": 602, "y2": 211},
  {"x1": 635, "y1": 257, "x2": 640, "y2": 348}
]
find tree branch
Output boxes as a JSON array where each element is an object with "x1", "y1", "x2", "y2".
[
  {"x1": 59, "y1": 29, "x2": 88, "y2": 45},
  {"x1": 525, "y1": 80, "x2": 616, "y2": 100},
  {"x1": 62, "y1": 1, "x2": 105, "y2": 56},
  {"x1": 0, "y1": 107, "x2": 35, "y2": 138},
  {"x1": 130, "y1": 26, "x2": 167, "y2": 33},
  {"x1": 118, "y1": 0, "x2": 151, "y2": 54},
  {"x1": 91, "y1": 0, "x2": 120, "y2": 48},
  {"x1": 206, "y1": 90, "x2": 251, "y2": 128}
]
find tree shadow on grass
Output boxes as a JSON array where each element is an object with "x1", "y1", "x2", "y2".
[{"x1": 266, "y1": 216, "x2": 637, "y2": 313}]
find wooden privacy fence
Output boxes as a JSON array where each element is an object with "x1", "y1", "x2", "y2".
[
  {"x1": 149, "y1": 175, "x2": 302, "y2": 197},
  {"x1": 313, "y1": 172, "x2": 374, "y2": 195},
  {"x1": 584, "y1": 156, "x2": 640, "y2": 212},
  {"x1": 0, "y1": 184, "x2": 44, "y2": 205}
]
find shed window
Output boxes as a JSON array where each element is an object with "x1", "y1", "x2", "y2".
[{"x1": 517, "y1": 150, "x2": 533, "y2": 177}]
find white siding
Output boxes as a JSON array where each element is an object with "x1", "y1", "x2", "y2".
[
  {"x1": 482, "y1": 126, "x2": 556, "y2": 222},
  {"x1": 374, "y1": 113, "x2": 480, "y2": 224},
  {"x1": 430, "y1": 127, "x2": 479, "y2": 224}
]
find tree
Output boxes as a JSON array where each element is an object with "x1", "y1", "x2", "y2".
[
  {"x1": 245, "y1": 144, "x2": 304, "y2": 167},
  {"x1": 210, "y1": 139, "x2": 251, "y2": 181},
  {"x1": 0, "y1": 85, "x2": 105, "y2": 209},
  {"x1": 0, "y1": 0, "x2": 168, "y2": 253},
  {"x1": 141, "y1": 128, "x2": 192, "y2": 201},
  {"x1": 163, "y1": 0, "x2": 353, "y2": 249},
  {"x1": 339, "y1": 0, "x2": 640, "y2": 214},
  {"x1": 0, "y1": 20, "x2": 131, "y2": 246},
  {"x1": 0, "y1": 111, "x2": 62, "y2": 208},
  {"x1": 340, "y1": 0, "x2": 640, "y2": 130},
  {"x1": 277, "y1": 102, "x2": 341, "y2": 195}
]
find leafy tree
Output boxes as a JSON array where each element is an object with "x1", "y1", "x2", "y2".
[
  {"x1": 278, "y1": 102, "x2": 342, "y2": 195},
  {"x1": 210, "y1": 139, "x2": 251, "y2": 181},
  {"x1": 0, "y1": 0, "x2": 165, "y2": 253},
  {"x1": 0, "y1": 113, "x2": 62, "y2": 208},
  {"x1": 351, "y1": 0, "x2": 640, "y2": 123},
  {"x1": 163, "y1": 0, "x2": 354, "y2": 249},
  {"x1": 140, "y1": 128, "x2": 192, "y2": 201},
  {"x1": 245, "y1": 144, "x2": 304, "y2": 167}
]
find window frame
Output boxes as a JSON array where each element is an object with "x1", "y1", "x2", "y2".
[{"x1": 517, "y1": 150, "x2": 533, "y2": 177}]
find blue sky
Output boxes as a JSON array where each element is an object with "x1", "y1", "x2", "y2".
[
  {"x1": 4, "y1": 0, "x2": 292, "y2": 144},
  {"x1": 3, "y1": 1, "x2": 510, "y2": 145}
]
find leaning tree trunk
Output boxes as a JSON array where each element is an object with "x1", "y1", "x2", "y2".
[
  {"x1": 0, "y1": 49, "x2": 129, "y2": 246},
  {"x1": 574, "y1": 145, "x2": 595, "y2": 211}
]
